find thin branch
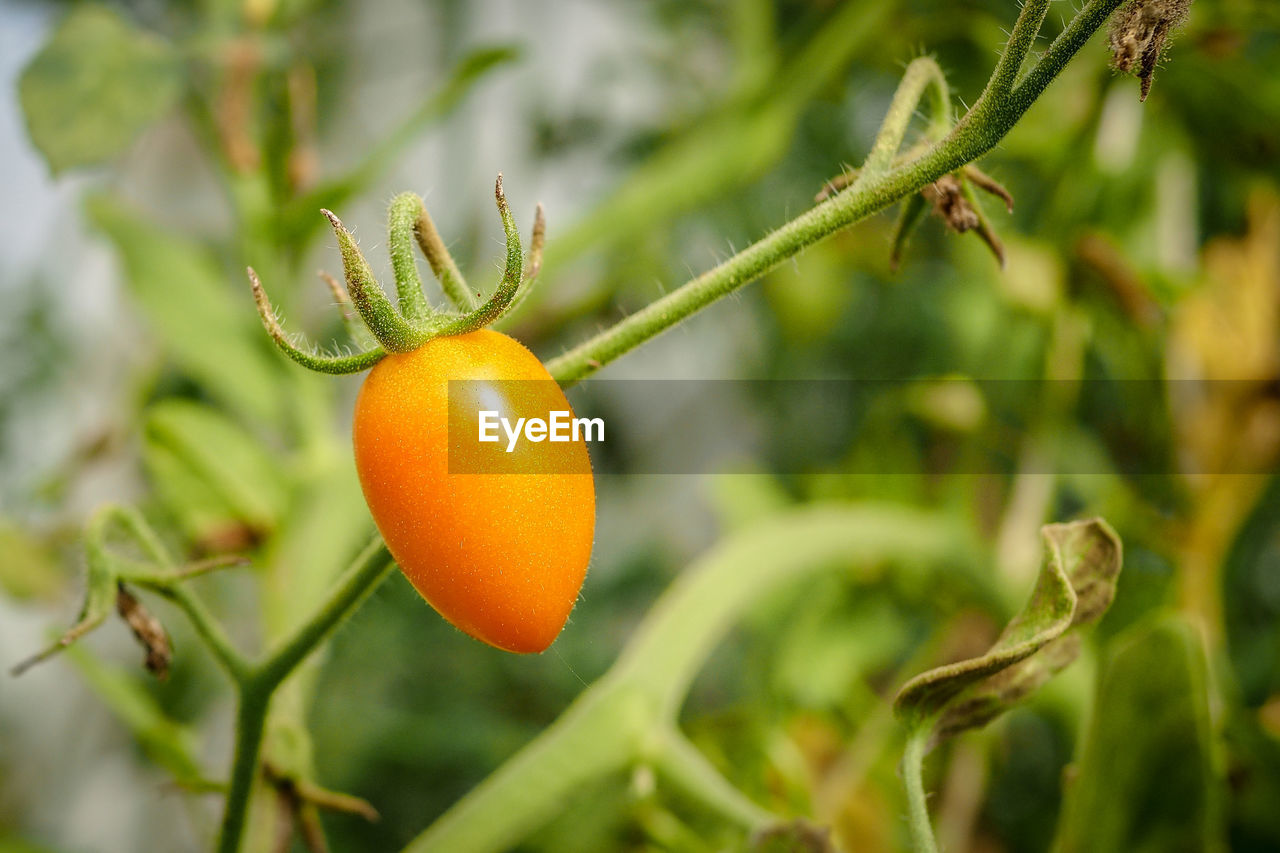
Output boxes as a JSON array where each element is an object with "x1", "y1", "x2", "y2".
[
  {"x1": 144, "y1": 581, "x2": 251, "y2": 682},
  {"x1": 654, "y1": 731, "x2": 774, "y2": 830},
  {"x1": 216, "y1": 537, "x2": 394, "y2": 853},
  {"x1": 860, "y1": 56, "x2": 952, "y2": 179},
  {"x1": 546, "y1": 0, "x2": 1123, "y2": 385}
]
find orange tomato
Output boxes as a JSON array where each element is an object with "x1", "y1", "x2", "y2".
[{"x1": 352, "y1": 329, "x2": 595, "y2": 653}]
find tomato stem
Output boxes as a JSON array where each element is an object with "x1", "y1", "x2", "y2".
[
  {"x1": 215, "y1": 536, "x2": 395, "y2": 853},
  {"x1": 544, "y1": 0, "x2": 1124, "y2": 386}
]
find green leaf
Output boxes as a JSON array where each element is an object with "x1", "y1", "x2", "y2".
[
  {"x1": 894, "y1": 518, "x2": 1122, "y2": 742},
  {"x1": 258, "y1": 456, "x2": 371, "y2": 641},
  {"x1": 18, "y1": 5, "x2": 182, "y2": 173},
  {"x1": 86, "y1": 196, "x2": 286, "y2": 426},
  {"x1": 144, "y1": 400, "x2": 290, "y2": 542},
  {"x1": 281, "y1": 44, "x2": 520, "y2": 244},
  {"x1": 63, "y1": 643, "x2": 216, "y2": 791},
  {"x1": 1054, "y1": 615, "x2": 1223, "y2": 853},
  {"x1": 0, "y1": 520, "x2": 65, "y2": 601}
]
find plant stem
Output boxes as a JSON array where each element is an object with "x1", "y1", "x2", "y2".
[
  {"x1": 654, "y1": 731, "x2": 773, "y2": 830},
  {"x1": 983, "y1": 0, "x2": 1052, "y2": 100},
  {"x1": 544, "y1": 157, "x2": 926, "y2": 385},
  {"x1": 217, "y1": 688, "x2": 272, "y2": 853},
  {"x1": 546, "y1": 0, "x2": 1124, "y2": 386},
  {"x1": 902, "y1": 726, "x2": 939, "y2": 853},
  {"x1": 404, "y1": 507, "x2": 978, "y2": 853},
  {"x1": 1012, "y1": 0, "x2": 1127, "y2": 113},
  {"x1": 152, "y1": 583, "x2": 251, "y2": 682},
  {"x1": 214, "y1": 537, "x2": 395, "y2": 853},
  {"x1": 253, "y1": 537, "x2": 394, "y2": 689},
  {"x1": 860, "y1": 56, "x2": 951, "y2": 179}
]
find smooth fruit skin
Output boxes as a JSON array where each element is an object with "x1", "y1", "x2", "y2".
[{"x1": 352, "y1": 330, "x2": 595, "y2": 653}]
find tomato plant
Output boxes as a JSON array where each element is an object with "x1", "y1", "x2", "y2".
[{"x1": 8, "y1": 2, "x2": 1276, "y2": 853}]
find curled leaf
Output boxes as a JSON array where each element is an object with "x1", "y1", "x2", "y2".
[{"x1": 894, "y1": 518, "x2": 1122, "y2": 743}]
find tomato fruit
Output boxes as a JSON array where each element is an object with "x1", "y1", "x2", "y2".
[{"x1": 352, "y1": 329, "x2": 595, "y2": 653}]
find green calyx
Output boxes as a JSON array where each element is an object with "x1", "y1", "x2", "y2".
[{"x1": 249, "y1": 174, "x2": 546, "y2": 375}]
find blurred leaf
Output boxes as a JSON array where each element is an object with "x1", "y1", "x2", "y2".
[
  {"x1": 1223, "y1": 474, "x2": 1280, "y2": 705},
  {"x1": 894, "y1": 518, "x2": 1122, "y2": 742},
  {"x1": 1169, "y1": 188, "x2": 1280, "y2": 475},
  {"x1": 18, "y1": 5, "x2": 182, "y2": 174},
  {"x1": 259, "y1": 456, "x2": 370, "y2": 639},
  {"x1": 707, "y1": 472, "x2": 792, "y2": 530},
  {"x1": 143, "y1": 400, "x2": 289, "y2": 543},
  {"x1": 144, "y1": 435, "x2": 244, "y2": 549},
  {"x1": 281, "y1": 44, "x2": 520, "y2": 244},
  {"x1": 0, "y1": 837, "x2": 66, "y2": 853},
  {"x1": 87, "y1": 196, "x2": 286, "y2": 426},
  {"x1": 0, "y1": 520, "x2": 64, "y2": 601},
  {"x1": 63, "y1": 643, "x2": 215, "y2": 791},
  {"x1": 1054, "y1": 615, "x2": 1222, "y2": 853}
]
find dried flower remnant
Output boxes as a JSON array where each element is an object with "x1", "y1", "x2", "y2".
[
  {"x1": 916, "y1": 167, "x2": 1014, "y2": 267},
  {"x1": 116, "y1": 583, "x2": 173, "y2": 679},
  {"x1": 1109, "y1": 0, "x2": 1193, "y2": 101},
  {"x1": 923, "y1": 175, "x2": 980, "y2": 233}
]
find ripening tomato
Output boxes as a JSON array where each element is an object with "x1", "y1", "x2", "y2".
[{"x1": 352, "y1": 329, "x2": 595, "y2": 653}]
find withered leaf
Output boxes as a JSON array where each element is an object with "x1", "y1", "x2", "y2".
[{"x1": 894, "y1": 518, "x2": 1122, "y2": 743}]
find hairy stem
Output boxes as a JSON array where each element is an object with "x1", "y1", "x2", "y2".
[
  {"x1": 413, "y1": 197, "x2": 474, "y2": 311},
  {"x1": 860, "y1": 56, "x2": 952, "y2": 179},
  {"x1": 902, "y1": 726, "x2": 939, "y2": 853},
  {"x1": 546, "y1": 0, "x2": 1121, "y2": 385},
  {"x1": 388, "y1": 193, "x2": 439, "y2": 324}
]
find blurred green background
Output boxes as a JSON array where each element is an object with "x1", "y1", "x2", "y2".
[{"x1": 1, "y1": 0, "x2": 1279, "y2": 851}]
